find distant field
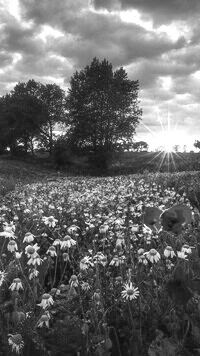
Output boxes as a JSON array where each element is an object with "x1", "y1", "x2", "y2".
[{"x1": 112, "y1": 151, "x2": 200, "y2": 174}]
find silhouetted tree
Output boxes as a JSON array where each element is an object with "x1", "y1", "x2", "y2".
[
  {"x1": 194, "y1": 140, "x2": 200, "y2": 150},
  {"x1": 11, "y1": 80, "x2": 66, "y2": 154},
  {"x1": 66, "y1": 57, "x2": 142, "y2": 169},
  {"x1": 0, "y1": 93, "x2": 46, "y2": 154},
  {"x1": 133, "y1": 141, "x2": 149, "y2": 152}
]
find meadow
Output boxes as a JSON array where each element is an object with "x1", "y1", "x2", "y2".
[{"x1": 1, "y1": 156, "x2": 200, "y2": 355}]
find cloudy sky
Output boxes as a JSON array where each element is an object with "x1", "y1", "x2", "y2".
[{"x1": 1, "y1": 0, "x2": 200, "y2": 151}]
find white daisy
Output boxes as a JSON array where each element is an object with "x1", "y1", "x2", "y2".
[
  {"x1": 37, "y1": 312, "x2": 50, "y2": 328},
  {"x1": 46, "y1": 246, "x2": 57, "y2": 257},
  {"x1": 80, "y1": 256, "x2": 94, "y2": 270},
  {"x1": 9, "y1": 278, "x2": 23, "y2": 291},
  {"x1": 8, "y1": 334, "x2": 24, "y2": 354},
  {"x1": 145, "y1": 249, "x2": 161, "y2": 263},
  {"x1": 23, "y1": 232, "x2": 35, "y2": 243},
  {"x1": 60, "y1": 235, "x2": 76, "y2": 249},
  {"x1": 121, "y1": 282, "x2": 139, "y2": 301},
  {"x1": 37, "y1": 293, "x2": 54, "y2": 309},
  {"x1": 69, "y1": 274, "x2": 79, "y2": 287},
  {"x1": 42, "y1": 216, "x2": 58, "y2": 228},
  {"x1": 164, "y1": 246, "x2": 176, "y2": 258},
  {"x1": 7, "y1": 240, "x2": 18, "y2": 252},
  {"x1": 181, "y1": 244, "x2": 194, "y2": 255}
]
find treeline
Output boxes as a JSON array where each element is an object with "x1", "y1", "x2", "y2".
[{"x1": 0, "y1": 57, "x2": 142, "y2": 171}]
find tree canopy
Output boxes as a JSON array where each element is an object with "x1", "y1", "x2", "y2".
[{"x1": 66, "y1": 57, "x2": 142, "y2": 154}]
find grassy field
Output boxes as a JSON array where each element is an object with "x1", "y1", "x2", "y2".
[
  {"x1": 1, "y1": 155, "x2": 200, "y2": 355},
  {"x1": 112, "y1": 151, "x2": 200, "y2": 174}
]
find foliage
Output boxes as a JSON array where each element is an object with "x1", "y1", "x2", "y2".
[
  {"x1": 0, "y1": 93, "x2": 47, "y2": 153},
  {"x1": 0, "y1": 80, "x2": 67, "y2": 155},
  {"x1": 1, "y1": 172, "x2": 200, "y2": 355},
  {"x1": 132, "y1": 141, "x2": 149, "y2": 152},
  {"x1": 66, "y1": 57, "x2": 142, "y2": 155},
  {"x1": 194, "y1": 140, "x2": 200, "y2": 150}
]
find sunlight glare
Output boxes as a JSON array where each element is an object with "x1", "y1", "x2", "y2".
[{"x1": 153, "y1": 129, "x2": 188, "y2": 152}]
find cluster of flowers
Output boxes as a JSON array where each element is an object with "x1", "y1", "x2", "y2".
[{"x1": 0, "y1": 175, "x2": 198, "y2": 354}]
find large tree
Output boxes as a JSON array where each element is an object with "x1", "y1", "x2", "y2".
[
  {"x1": 11, "y1": 80, "x2": 66, "y2": 154},
  {"x1": 66, "y1": 57, "x2": 142, "y2": 155}
]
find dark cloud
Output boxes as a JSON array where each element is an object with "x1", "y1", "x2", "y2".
[
  {"x1": 19, "y1": 0, "x2": 87, "y2": 29},
  {"x1": 93, "y1": 0, "x2": 200, "y2": 25}
]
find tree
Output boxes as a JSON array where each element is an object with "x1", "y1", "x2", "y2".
[
  {"x1": 11, "y1": 80, "x2": 67, "y2": 154},
  {"x1": 0, "y1": 93, "x2": 47, "y2": 154},
  {"x1": 194, "y1": 140, "x2": 200, "y2": 150},
  {"x1": 133, "y1": 141, "x2": 149, "y2": 152},
  {"x1": 172, "y1": 144, "x2": 180, "y2": 152},
  {"x1": 39, "y1": 84, "x2": 66, "y2": 154},
  {"x1": 66, "y1": 57, "x2": 142, "y2": 159}
]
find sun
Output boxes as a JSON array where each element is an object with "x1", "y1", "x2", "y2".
[{"x1": 153, "y1": 129, "x2": 188, "y2": 152}]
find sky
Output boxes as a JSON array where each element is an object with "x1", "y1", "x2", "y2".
[{"x1": 1, "y1": 0, "x2": 200, "y2": 151}]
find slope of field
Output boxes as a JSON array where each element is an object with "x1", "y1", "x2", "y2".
[
  {"x1": 111, "y1": 151, "x2": 200, "y2": 174},
  {"x1": 0, "y1": 155, "x2": 60, "y2": 196}
]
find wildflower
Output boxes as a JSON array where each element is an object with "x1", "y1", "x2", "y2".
[
  {"x1": 116, "y1": 237, "x2": 125, "y2": 248},
  {"x1": 69, "y1": 274, "x2": 78, "y2": 287},
  {"x1": 60, "y1": 235, "x2": 76, "y2": 249},
  {"x1": 15, "y1": 252, "x2": 22, "y2": 259},
  {"x1": 3, "y1": 221, "x2": 15, "y2": 233},
  {"x1": 121, "y1": 282, "x2": 139, "y2": 301},
  {"x1": 53, "y1": 238, "x2": 61, "y2": 246},
  {"x1": 42, "y1": 216, "x2": 58, "y2": 228},
  {"x1": 46, "y1": 246, "x2": 57, "y2": 257},
  {"x1": 131, "y1": 225, "x2": 139, "y2": 232},
  {"x1": 80, "y1": 256, "x2": 94, "y2": 270},
  {"x1": 166, "y1": 259, "x2": 175, "y2": 270},
  {"x1": 181, "y1": 244, "x2": 194, "y2": 255},
  {"x1": 9, "y1": 278, "x2": 23, "y2": 291},
  {"x1": 27, "y1": 252, "x2": 43, "y2": 266},
  {"x1": 109, "y1": 255, "x2": 126, "y2": 266},
  {"x1": 24, "y1": 209, "x2": 31, "y2": 214},
  {"x1": 93, "y1": 252, "x2": 107, "y2": 266},
  {"x1": 99, "y1": 224, "x2": 109, "y2": 234},
  {"x1": 8, "y1": 334, "x2": 24, "y2": 354},
  {"x1": 62, "y1": 252, "x2": 70, "y2": 262},
  {"x1": 115, "y1": 276, "x2": 123, "y2": 284},
  {"x1": 37, "y1": 312, "x2": 50, "y2": 328},
  {"x1": 7, "y1": 240, "x2": 18, "y2": 252},
  {"x1": 25, "y1": 243, "x2": 40, "y2": 258},
  {"x1": 67, "y1": 225, "x2": 80, "y2": 234},
  {"x1": 137, "y1": 248, "x2": 145, "y2": 255},
  {"x1": 81, "y1": 282, "x2": 90, "y2": 291},
  {"x1": 0, "y1": 270, "x2": 7, "y2": 286},
  {"x1": 164, "y1": 246, "x2": 176, "y2": 258},
  {"x1": 143, "y1": 225, "x2": 153, "y2": 235},
  {"x1": 177, "y1": 251, "x2": 188, "y2": 260},
  {"x1": 145, "y1": 249, "x2": 161, "y2": 263},
  {"x1": 93, "y1": 290, "x2": 101, "y2": 304},
  {"x1": 38, "y1": 293, "x2": 54, "y2": 309},
  {"x1": 0, "y1": 230, "x2": 15, "y2": 238},
  {"x1": 29, "y1": 268, "x2": 39, "y2": 280},
  {"x1": 138, "y1": 254, "x2": 148, "y2": 265},
  {"x1": 23, "y1": 232, "x2": 35, "y2": 243},
  {"x1": 50, "y1": 288, "x2": 60, "y2": 296}
]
